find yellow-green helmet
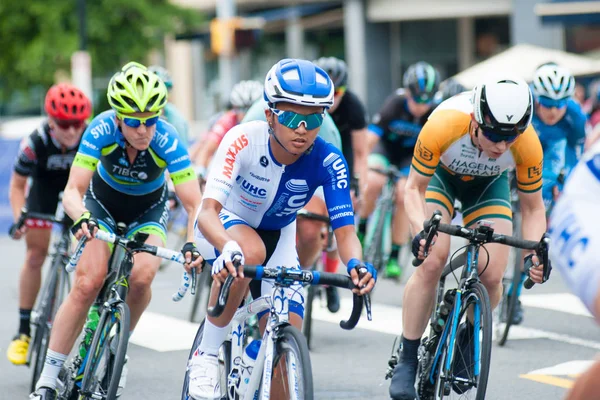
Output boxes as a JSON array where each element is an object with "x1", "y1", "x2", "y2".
[{"x1": 107, "y1": 61, "x2": 168, "y2": 114}]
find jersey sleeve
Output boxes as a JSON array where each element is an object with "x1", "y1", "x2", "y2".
[
  {"x1": 512, "y1": 126, "x2": 544, "y2": 193},
  {"x1": 162, "y1": 124, "x2": 195, "y2": 186},
  {"x1": 203, "y1": 124, "x2": 251, "y2": 206},
  {"x1": 73, "y1": 113, "x2": 116, "y2": 171},
  {"x1": 409, "y1": 112, "x2": 449, "y2": 177},
  {"x1": 319, "y1": 143, "x2": 355, "y2": 230},
  {"x1": 368, "y1": 93, "x2": 399, "y2": 137},
  {"x1": 13, "y1": 135, "x2": 38, "y2": 176}
]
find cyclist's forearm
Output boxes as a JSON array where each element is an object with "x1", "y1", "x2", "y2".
[
  {"x1": 335, "y1": 225, "x2": 363, "y2": 265},
  {"x1": 520, "y1": 205, "x2": 547, "y2": 253},
  {"x1": 405, "y1": 186, "x2": 428, "y2": 235},
  {"x1": 194, "y1": 139, "x2": 218, "y2": 168},
  {"x1": 62, "y1": 186, "x2": 88, "y2": 221},
  {"x1": 197, "y1": 207, "x2": 231, "y2": 252},
  {"x1": 9, "y1": 174, "x2": 27, "y2": 221}
]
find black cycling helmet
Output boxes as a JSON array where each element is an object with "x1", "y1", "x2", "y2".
[
  {"x1": 439, "y1": 78, "x2": 466, "y2": 101},
  {"x1": 314, "y1": 57, "x2": 348, "y2": 88},
  {"x1": 403, "y1": 61, "x2": 440, "y2": 104}
]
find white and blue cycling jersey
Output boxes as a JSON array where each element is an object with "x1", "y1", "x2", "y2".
[
  {"x1": 532, "y1": 99, "x2": 587, "y2": 208},
  {"x1": 74, "y1": 110, "x2": 196, "y2": 195},
  {"x1": 549, "y1": 139, "x2": 600, "y2": 315},
  {"x1": 201, "y1": 120, "x2": 355, "y2": 231}
]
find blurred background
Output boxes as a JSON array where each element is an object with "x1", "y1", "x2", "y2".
[{"x1": 1, "y1": 0, "x2": 600, "y2": 128}]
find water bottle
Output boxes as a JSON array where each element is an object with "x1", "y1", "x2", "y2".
[
  {"x1": 79, "y1": 304, "x2": 100, "y2": 358},
  {"x1": 236, "y1": 339, "x2": 261, "y2": 396}
]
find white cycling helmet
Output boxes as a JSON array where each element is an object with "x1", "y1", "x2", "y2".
[
  {"x1": 472, "y1": 76, "x2": 533, "y2": 135},
  {"x1": 264, "y1": 58, "x2": 334, "y2": 109},
  {"x1": 230, "y1": 80, "x2": 263, "y2": 109},
  {"x1": 532, "y1": 64, "x2": 575, "y2": 100}
]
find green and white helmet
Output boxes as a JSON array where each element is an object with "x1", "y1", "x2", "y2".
[{"x1": 107, "y1": 61, "x2": 168, "y2": 114}]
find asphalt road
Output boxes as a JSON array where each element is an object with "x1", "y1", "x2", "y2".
[{"x1": 1, "y1": 236, "x2": 597, "y2": 400}]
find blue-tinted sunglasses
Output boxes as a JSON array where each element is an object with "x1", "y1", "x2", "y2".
[
  {"x1": 271, "y1": 108, "x2": 325, "y2": 130},
  {"x1": 537, "y1": 96, "x2": 568, "y2": 109},
  {"x1": 480, "y1": 128, "x2": 519, "y2": 144},
  {"x1": 117, "y1": 113, "x2": 160, "y2": 128}
]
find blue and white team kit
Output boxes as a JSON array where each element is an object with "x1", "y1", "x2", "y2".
[
  {"x1": 532, "y1": 99, "x2": 587, "y2": 208},
  {"x1": 550, "y1": 139, "x2": 600, "y2": 314},
  {"x1": 195, "y1": 120, "x2": 355, "y2": 312}
]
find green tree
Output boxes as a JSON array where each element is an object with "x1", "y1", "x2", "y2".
[{"x1": 0, "y1": 0, "x2": 203, "y2": 102}]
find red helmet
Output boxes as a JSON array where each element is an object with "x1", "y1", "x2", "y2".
[{"x1": 44, "y1": 83, "x2": 92, "y2": 120}]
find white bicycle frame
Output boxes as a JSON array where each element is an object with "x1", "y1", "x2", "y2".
[{"x1": 224, "y1": 284, "x2": 302, "y2": 400}]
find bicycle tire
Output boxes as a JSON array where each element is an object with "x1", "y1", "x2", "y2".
[
  {"x1": 188, "y1": 267, "x2": 212, "y2": 323},
  {"x1": 272, "y1": 325, "x2": 314, "y2": 400},
  {"x1": 302, "y1": 285, "x2": 315, "y2": 350},
  {"x1": 434, "y1": 282, "x2": 492, "y2": 400},
  {"x1": 30, "y1": 255, "x2": 63, "y2": 392},
  {"x1": 496, "y1": 212, "x2": 523, "y2": 347},
  {"x1": 80, "y1": 302, "x2": 130, "y2": 400},
  {"x1": 365, "y1": 197, "x2": 389, "y2": 274}
]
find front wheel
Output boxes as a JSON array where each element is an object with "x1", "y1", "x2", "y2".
[
  {"x1": 80, "y1": 303, "x2": 130, "y2": 400},
  {"x1": 434, "y1": 282, "x2": 492, "y2": 400},
  {"x1": 273, "y1": 325, "x2": 314, "y2": 400}
]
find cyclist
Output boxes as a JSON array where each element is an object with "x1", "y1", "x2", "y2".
[
  {"x1": 6, "y1": 84, "x2": 91, "y2": 366},
  {"x1": 241, "y1": 88, "x2": 345, "y2": 313},
  {"x1": 389, "y1": 77, "x2": 548, "y2": 400},
  {"x1": 531, "y1": 64, "x2": 587, "y2": 212},
  {"x1": 30, "y1": 62, "x2": 203, "y2": 400},
  {"x1": 194, "y1": 80, "x2": 264, "y2": 181},
  {"x1": 549, "y1": 139, "x2": 600, "y2": 399},
  {"x1": 358, "y1": 61, "x2": 441, "y2": 279},
  {"x1": 149, "y1": 65, "x2": 190, "y2": 147},
  {"x1": 313, "y1": 56, "x2": 369, "y2": 311},
  {"x1": 188, "y1": 58, "x2": 376, "y2": 399}
]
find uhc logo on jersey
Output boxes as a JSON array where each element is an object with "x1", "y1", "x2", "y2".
[
  {"x1": 236, "y1": 175, "x2": 267, "y2": 199},
  {"x1": 222, "y1": 134, "x2": 249, "y2": 179},
  {"x1": 323, "y1": 152, "x2": 348, "y2": 189}
]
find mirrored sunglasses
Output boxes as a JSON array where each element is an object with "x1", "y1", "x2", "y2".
[
  {"x1": 117, "y1": 113, "x2": 160, "y2": 128},
  {"x1": 271, "y1": 109, "x2": 324, "y2": 130}
]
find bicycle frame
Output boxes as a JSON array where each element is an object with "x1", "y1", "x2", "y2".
[
  {"x1": 225, "y1": 285, "x2": 299, "y2": 400},
  {"x1": 431, "y1": 243, "x2": 483, "y2": 386}
]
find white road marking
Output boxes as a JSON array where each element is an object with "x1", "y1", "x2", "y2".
[
  {"x1": 130, "y1": 311, "x2": 199, "y2": 352},
  {"x1": 520, "y1": 292, "x2": 592, "y2": 318},
  {"x1": 131, "y1": 294, "x2": 600, "y2": 353},
  {"x1": 526, "y1": 360, "x2": 596, "y2": 376}
]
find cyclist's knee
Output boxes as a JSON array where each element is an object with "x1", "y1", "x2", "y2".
[
  {"x1": 365, "y1": 172, "x2": 386, "y2": 195},
  {"x1": 129, "y1": 267, "x2": 157, "y2": 294},
  {"x1": 415, "y1": 255, "x2": 447, "y2": 284},
  {"x1": 73, "y1": 274, "x2": 104, "y2": 303},
  {"x1": 25, "y1": 246, "x2": 49, "y2": 269},
  {"x1": 395, "y1": 178, "x2": 407, "y2": 204},
  {"x1": 479, "y1": 267, "x2": 504, "y2": 290},
  {"x1": 297, "y1": 220, "x2": 324, "y2": 245}
]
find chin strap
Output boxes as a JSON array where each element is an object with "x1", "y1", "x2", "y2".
[{"x1": 269, "y1": 125, "x2": 299, "y2": 156}]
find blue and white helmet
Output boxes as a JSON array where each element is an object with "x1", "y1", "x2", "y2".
[
  {"x1": 264, "y1": 59, "x2": 334, "y2": 109},
  {"x1": 532, "y1": 64, "x2": 575, "y2": 100}
]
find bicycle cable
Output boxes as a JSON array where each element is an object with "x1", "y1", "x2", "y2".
[
  {"x1": 450, "y1": 244, "x2": 469, "y2": 285},
  {"x1": 478, "y1": 245, "x2": 491, "y2": 277}
]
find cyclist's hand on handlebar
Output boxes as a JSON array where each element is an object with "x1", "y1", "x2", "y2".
[
  {"x1": 347, "y1": 258, "x2": 377, "y2": 295},
  {"x1": 411, "y1": 230, "x2": 437, "y2": 260},
  {"x1": 71, "y1": 211, "x2": 98, "y2": 240},
  {"x1": 527, "y1": 254, "x2": 548, "y2": 284},
  {"x1": 211, "y1": 241, "x2": 245, "y2": 287},
  {"x1": 9, "y1": 223, "x2": 27, "y2": 240},
  {"x1": 181, "y1": 242, "x2": 205, "y2": 274}
]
